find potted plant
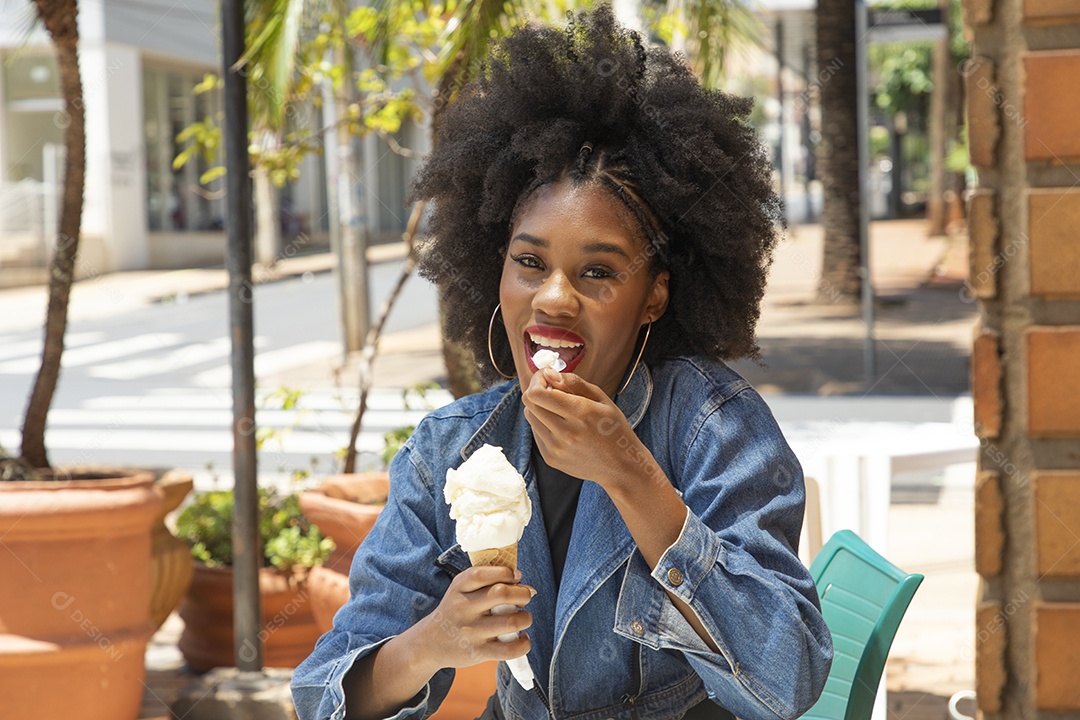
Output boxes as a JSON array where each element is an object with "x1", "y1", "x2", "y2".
[
  {"x1": 0, "y1": 447, "x2": 161, "y2": 720},
  {"x1": 298, "y1": 470, "x2": 389, "y2": 633},
  {"x1": 174, "y1": 486, "x2": 333, "y2": 672},
  {"x1": 0, "y1": 6, "x2": 164, "y2": 718},
  {"x1": 298, "y1": 424, "x2": 414, "y2": 633}
]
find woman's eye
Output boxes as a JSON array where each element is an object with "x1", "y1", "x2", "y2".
[
  {"x1": 512, "y1": 254, "x2": 543, "y2": 270},
  {"x1": 583, "y1": 267, "x2": 615, "y2": 279}
]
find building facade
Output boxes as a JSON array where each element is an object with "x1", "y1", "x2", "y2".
[{"x1": 0, "y1": 0, "x2": 421, "y2": 278}]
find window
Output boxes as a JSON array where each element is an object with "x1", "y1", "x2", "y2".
[{"x1": 143, "y1": 66, "x2": 223, "y2": 231}]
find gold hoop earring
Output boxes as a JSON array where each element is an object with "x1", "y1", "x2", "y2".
[
  {"x1": 617, "y1": 322, "x2": 651, "y2": 396},
  {"x1": 487, "y1": 304, "x2": 516, "y2": 379}
]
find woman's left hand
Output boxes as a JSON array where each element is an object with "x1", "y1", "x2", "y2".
[
  {"x1": 524, "y1": 369, "x2": 702, "y2": 613},
  {"x1": 521, "y1": 368, "x2": 663, "y2": 494}
]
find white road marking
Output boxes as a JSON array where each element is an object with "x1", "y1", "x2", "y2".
[
  {"x1": 193, "y1": 341, "x2": 342, "y2": 386},
  {"x1": 0, "y1": 333, "x2": 182, "y2": 373},
  {"x1": 88, "y1": 338, "x2": 232, "y2": 379}
]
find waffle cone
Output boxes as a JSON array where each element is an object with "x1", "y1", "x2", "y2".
[{"x1": 467, "y1": 544, "x2": 518, "y2": 570}]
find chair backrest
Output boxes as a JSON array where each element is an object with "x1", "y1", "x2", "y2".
[{"x1": 801, "y1": 530, "x2": 924, "y2": 720}]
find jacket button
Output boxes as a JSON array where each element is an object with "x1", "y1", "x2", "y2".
[
  {"x1": 667, "y1": 567, "x2": 684, "y2": 586},
  {"x1": 630, "y1": 620, "x2": 646, "y2": 635}
]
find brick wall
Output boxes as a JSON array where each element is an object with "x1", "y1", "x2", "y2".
[{"x1": 964, "y1": 0, "x2": 1080, "y2": 715}]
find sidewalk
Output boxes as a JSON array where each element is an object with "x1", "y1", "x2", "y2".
[
  {"x1": 241, "y1": 218, "x2": 980, "y2": 395},
  {"x1": 0, "y1": 241, "x2": 408, "y2": 333},
  {"x1": 731, "y1": 219, "x2": 976, "y2": 397},
  {"x1": 0, "y1": 218, "x2": 974, "y2": 395}
]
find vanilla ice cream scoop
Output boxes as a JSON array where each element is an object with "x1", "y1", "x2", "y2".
[
  {"x1": 532, "y1": 348, "x2": 566, "y2": 372},
  {"x1": 444, "y1": 444, "x2": 532, "y2": 552}
]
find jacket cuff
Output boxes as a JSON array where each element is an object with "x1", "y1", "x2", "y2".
[
  {"x1": 652, "y1": 506, "x2": 722, "y2": 603},
  {"x1": 304, "y1": 636, "x2": 434, "y2": 720},
  {"x1": 612, "y1": 508, "x2": 726, "y2": 657}
]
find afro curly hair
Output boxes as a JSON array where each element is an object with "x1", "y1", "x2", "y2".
[{"x1": 412, "y1": 4, "x2": 781, "y2": 386}]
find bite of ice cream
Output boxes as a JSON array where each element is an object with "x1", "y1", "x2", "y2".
[{"x1": 532, "y1": 348, "x2": 566, "y2": 372}]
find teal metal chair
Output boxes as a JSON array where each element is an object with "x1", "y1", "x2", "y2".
[{"x1": 801, "y1": 530, "x2": 924, "y2": 720}]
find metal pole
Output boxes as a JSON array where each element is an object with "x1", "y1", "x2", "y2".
[
  {"x1": 855, "y1": 0, "x2": 876, "y2": 381},
  {"x1": 221, "y1": 0, "x2": 262, "y2": 672},
  {"x1": 775, "y1": 17, "x2": 785, "y2": 217},
  {"x1": 802, "y1": 42, "x2": 815, "y2": 223}
]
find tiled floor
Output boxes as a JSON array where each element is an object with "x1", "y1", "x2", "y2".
[{"x1": 140, "y1": 615, "x2": 196, "y2": 719}]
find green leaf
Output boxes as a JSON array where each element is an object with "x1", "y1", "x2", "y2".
[
  {"x1": 193, "y1": 73, "x2": 222, "y2": 94},
  {"x1": 176, "y1": 123, "x2": 202, "y2": 143},
  {"x1": 347, "y1": 6, "x2": 379, "y2": 39},
  {"x1": 172, "y1": 148, "x2": 194, "y2": 171},
  {"x1": 200, "y1": 166, "x2": 226, "y2": 184}
]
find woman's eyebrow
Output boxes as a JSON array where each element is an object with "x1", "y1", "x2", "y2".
[
  {"x1": 582, "y1": 241, "x2": 631, "y2": 260},
  {"x1": 511, "y1": 232, "x2": 547, "y2": 247},
  {"x1": 511, "y1": 233, "x2": 631, "y2": 260}
]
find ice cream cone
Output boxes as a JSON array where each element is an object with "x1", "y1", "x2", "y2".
[
  {"x1": 470, "y1": 543, "x2": 522, "y2": 643},
  {"x1": 445, "y1": 444, "x2": 535, "y2": 690},
  {"x1": 468, "y1": 544, "x2": 518, "y2": 570},
  {"x1": 468, "y1": 542, "x2": 534, "y2": 689}
]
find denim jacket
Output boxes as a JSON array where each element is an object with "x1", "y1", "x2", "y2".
[{"x1": 292, "y1": 356, "x2": 833, "y2": 720}]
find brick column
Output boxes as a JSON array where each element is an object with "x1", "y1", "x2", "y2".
[{"x1": 965, "y1": 0, "x2": 1080, "y2": 716}]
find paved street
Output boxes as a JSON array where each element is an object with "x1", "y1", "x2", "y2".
[{"x1": 0, "y1": 258, "x2": 443, "y2": 481}]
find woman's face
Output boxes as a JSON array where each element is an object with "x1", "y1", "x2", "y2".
[{"x1": 499, "y1": 179, "x2": 669, "y2": 396}]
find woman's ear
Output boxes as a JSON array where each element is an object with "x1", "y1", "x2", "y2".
[{"x1": 644, "y1": 271, "x2": 670, "y2": 323}]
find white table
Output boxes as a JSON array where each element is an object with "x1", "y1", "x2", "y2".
[
  {"x1": 783, "y1": 421, "x2": 978, "y2": 557},
  {"x1": 781, "y1": 421, "x2": 978, "y2": 720}
]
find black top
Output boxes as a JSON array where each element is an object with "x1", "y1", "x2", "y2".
[
  {"x1": 531, "y1": 443, "x2": 583, "y2": 589},
  {"x1": 522, "y1": 446, "x2": 736, "y2": 720}
]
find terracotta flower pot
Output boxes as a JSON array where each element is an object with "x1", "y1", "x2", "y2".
[
  {"x1": 0, "y1": 468, "x2": 161, "y2": 720},
  {"x1": 178, "y1": 564, "x2": 322, "y2": 672},
  {"x1": 435, "y1": 662, "x2": 499, "y2": 719},
  {"x1": 150, "y1": 470, "x2": 195, "y2": 631},
  {"x1": 299, "y1": 472, "x2": 388, "y2": 633}
]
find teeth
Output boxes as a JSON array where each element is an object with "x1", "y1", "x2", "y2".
[{"x1": 528, "y1": 332, "x2": 583, "y2": 349}]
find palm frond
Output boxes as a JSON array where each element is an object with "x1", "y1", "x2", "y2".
[
  {"x1": 644, "y1": 0, "x2": 762, "y2": 88},
  {"x1": 242, "y1": 0, "x2": 307, "y2": 130},
  {"x1": 436, "y1": 0, "x2": 523, "y2": 95},
  {"x1": 688, "y1": 0, "x2": 762, "y2": 87}
]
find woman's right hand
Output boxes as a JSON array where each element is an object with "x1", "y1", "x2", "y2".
[
  {"x1": 342, "y1": 566, "x2": 533, "y2": 720},
  {"x1": 415, "y1": 565, "x2": 535, "y2": 671}
]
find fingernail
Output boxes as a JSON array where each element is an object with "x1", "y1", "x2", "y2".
[
  {"x1": 514, "y1": 569, "x2": 522, "y2": 580},
  {"x1": 529, "y1": 586, "x2": 537, "y2": 597}
]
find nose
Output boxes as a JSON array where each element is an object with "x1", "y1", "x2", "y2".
[{"x1": 531, "y1": 270, "x2": 579, "y2": 317}]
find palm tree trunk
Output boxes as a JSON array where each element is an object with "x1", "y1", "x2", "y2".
[
  {"x1": 815, "y1": 0, "x2": 861, "y2": 304},
  {"x1": 926, "y1": 0, "x2": 951, "y2": 236},
  {"x1": 335, "y1": 42, "x2": 370, "y2": 354},
  {"x1": 21, "y1": 0, "x2": 85, "y2": 469},
  {"x1": 253, "y1": 164, "x2": 281, "y2": 266}
]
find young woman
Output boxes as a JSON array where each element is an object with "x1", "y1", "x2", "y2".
[{"x1": 292, "y1": 7, "x2": 832, "y2": 720}]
